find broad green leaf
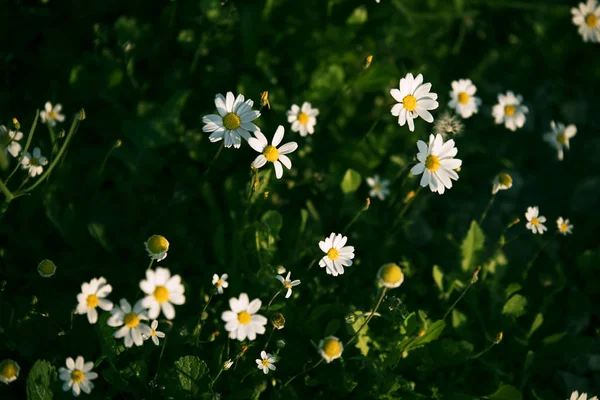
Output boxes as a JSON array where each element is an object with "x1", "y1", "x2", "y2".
[
  {"x1": 505, "y1": 283, "x2": 522, "y2": 298},
  {"x1": 341, "y1": 169, "x2": 362, "y2": 194},
  {"x1": 174, "y1": 355, "x2": 207, "y2": 395},
  {"x1": 542, "y1": 331, "x2": 568, "y2": 345},
  {"x1": 405, "y1": 320, "x2": 446, "y2": 351},
  {"x1": 433, "y1": 265, "x2": 444, "y2": 292},
  {"x1": 401, "y1": 312, "x2": 418, "y2": 336},
  {"x1": 452, "y1": 309, "x2": 468, "y2": 329},
  {"x1": 26, "y1": 360, "x2": 56, "y2": 400},
  {"x1": 502, "y1": 294, "x2": 527, "y2": 318},
  {"x1": 527, "y1": 313, "x2": 544, "y2": 339},
  {"x1": 485, "y1": 384, "x2": 522, "y2": 400},
  {"x1": 461, "y1": 220, "x2": 485, "y2": 272}
]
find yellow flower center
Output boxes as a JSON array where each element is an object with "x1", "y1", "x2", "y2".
[
  {"x1": 38, "y1": 260, "x2": 56, "y2": 275},
  {"x1": 284, "y1": 281, "x2": 293, "y2": 289},
  {"x1": 261, "y1": 359, "x2": 270, "y2": 367},
  {"x1": 402, "y1": 95, "x2": 417, "y2": 112},
  {"x1": 153, "y1": 286, "x2": 169, "y2": 303},
  {"x1": 559, "y1": 223, "x2": 569, "y2": 232},
  {"x1": 124, "y1": 312, "x2": 140, "y2": 328},
  {"x1": 380, "y1": 264, "x2": 403, "y2": 284},
  {"x1": 557, "y1": 132, "x2": 567, "y2": 145},
  {"x1": 216, "y1": 279, "x2": 222, "y2": 287},
  {"x1": 86, "y1": 294, "x2": 99, "y2": 308},
  {"x1": 238, "y1": 311, "x2": 252, "y2": 325},
  {"x1": 374, "y1": 184, "x2": 381, "y2": 191},
  {"x1": 147, "y1": 235, "x2": 168, "y2": 254},
  {"x1": 0, "y1": 361, "x2": 18, "y2": 379},
  {"x1": 263, "y1": 145, "x2": 279, "y2": 162},
  {"x1": 586, "y1": 13, "x2": 598, "y2": 27},
  {"x1": 498, "y1": 173, "x2": 512, "y2": 187},
  {"x1": 327, "y1": 248, "x2": 339, "y2": 260},
  {"x1": 425, "y1": 155, "x2": 440, "y2": 172},
  {"x1": 151, "y1": 329, "x2": 157, "y2": 337},
  {"x1": 458, "y1": 92, "x2": 470, "y2": 105},
  {"x1": 223, "y1": 113, "x2": 241, "y2": 130},
  {"x1": 30, "y1": 158, "x2": 40, "y2": 167},
  {"x1": 531, "y1": 217, "x2": 540, "y2": 226},
  {"x1": 504, "y1": 105, "x2": 516, "y2": 116},
  {"x1": 71, "y1": 370, "x2": 84, "y2": 383},
  {"x1": 297, "y1": 112, "x2": 309, "y2": 125},
  {"x1": 322, "y1": 338, "x2": 342, "y2": 358},
  {"x1": 48, "y1": 111, "x2": 57, "y2": 120}
]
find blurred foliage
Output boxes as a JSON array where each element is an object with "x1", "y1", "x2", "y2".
[{"x1": 1, "y1": 0, "x2": 599, "y2": 399}]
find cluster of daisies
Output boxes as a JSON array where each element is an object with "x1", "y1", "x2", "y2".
[
  {"x1": 524, "y1": 206, "x2": 574, "y2": 236},
  {"x1": 0, "y1": 101, "x2": 65, "y2": 178}
]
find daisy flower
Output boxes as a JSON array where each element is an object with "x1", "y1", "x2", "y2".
[
  {"x1": 571, "y1": 0, "x2": 600, "y2": 43},
  {"x1": 275, "y1": 271, "x2": 301, "y2": 298},
  {"x1": 255, "y1": 351, "x2": 277, "y2": 374},
  {"x1": 202, "y1": 92, "x2": 261, "y2": 148},
  {"x1": 221, "y1": 293, "x2": 267, "y2": 341},
  {"x1": 0, "y1": 125, "x2": 23, "y2": 158},
  {"x1": 212, "y1": 273, "x2": 229, "y2": 294},
  {"x1": 38, "y1": 259, "x2": 57, "y2": 278},
  {"x1": 0, "y1": 359, "x2": 20, "y2": 385},
  {"x1": 556, "y1": 217, "x2": 574, "y2": 236},
  {"x1": 366, "y1": 175, "x2": 390, "y2": 200},
  {"x1": 319, "y1": 336, "x2": 344, "y2": 363},
  {"x1": 107, "y1": 299, "x2": 152, "y2": 348},
  {"x1": 21, "y1": 147, "x2": 48, "y2": 177},
  {"x1": 40, "y1": 102, "x2": 65, "y2": 127},
  {"x1": 410, "y1": 134, "x2": 462, "y2": 195},
  {"x1": 569, "y1": 391, "x2": 598, "y2": 400},
  {"x1": 287, "y1": 102, "x2": 319, "y2": 137},
  {"x1": 390, "y1": 73, "x2": 439, "y2": 132},
  {"x1": 144, "y1": 234, "x2": 169, "y2": 262},
  {"x1": 248, "y1": 125, "x2": 298, "y2": 179},
  {"x1": 143, "y1": 320, "x2": 166, "y2": 346},
  {"x1": 140, "y1": 267, "x2": 186, "y2": 320},
  {"x1": 492, "y1": 173, "x2": 513, "y2": 195},
  {"x1": 58, "y1": 356, "x2": 98, "y2": 397},
  {"x1": 318, "y1": 233, "x2": 355, "y2": 277},
  {"x1": 492, "y1": 91, "x2": 528, "y2": 131},
  {"x1": 448, "y1": 79, "x2": 481, "y2": 119},
  {"x1": 525, "y1": 206, "x2": 547, "y2": 235},
  {"x1": 377, "y1": 263, "x2": 404, "y2": 289},
  {"x1": 75, "y1": 277, "x2": 114, "y2": 324},
  {"x1": 544, "y1": 121, "x2": 577, "y2": 161}
]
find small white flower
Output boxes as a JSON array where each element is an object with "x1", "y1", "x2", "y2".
[
  {"x1": 525, "y1": 206, "x2": 547, "y2": 235},
  {"x1": 142, "y1": 319, "x2": 166, "y2": 346},
  {"x1": 556, "y1": 217, "x2": 574, "y2": 236},
  {"x1": 366, "y1": 174, "x2": 390, "y2": 200},
  {"x1": 492, "y1": 173, "x2": 513, "y2": 195},
  {"x1": 144, "y1": 234, "x2": 169, "y2": 262},
  {"x1": 410, "y1": 134, "x2": 462, "y2": 195},
  {"x1": 40, "y1": 102, "x2": 65, "y2": 127},
  {"x1": 287, "y1": 102, "x2": 319, "y2": 137},
  {"x1": 75, "y1": 277, "x2": 114, "y2": 324},
  {"x1": 318, "y1": 233, "x2": 355, "y2": 277},
  {"x1": 221, "y1": 293, "x2": 268, "y2": 341},
  {"x1": 0, "y1": 359, "x2": 20, "y2": 385},
  {"x1": 0, "y1": 125, "x2": 23, "y2": 158},
  {"x1": 212, "y1": 273, "x2": 229, "y2": 294},
  {"x1": 37, "y1": 259, "x2": 57, "y2": 278},
  {"x1": 58, "y1": 356, "x2": 98, "y2": 397},
  {"x1": 377, "y1": 263, "x2": 404, "y2": 289},
  {"x1": 318, "y1": 336, "x2": 344, "y2": 363},
  {"x1": 21, "y1": 147, "x2": 48, "y2": 177},
  {"x1": 492, "y1": 91, "x2": 528, "y2": 131},
  {"x1": 571, "y1": 0, "x2": 600, "y2": 43},
  {"x1": 255, "y1": 351, "x2": 276, "y2": 374},
  {"x1": 569, "y1": 391, "x2": 598, "y2": 400},
  {"x1": 202, "y1": 92, "x2": 261, "y2": 149},
  {"x1": 223, "y1": 359, "x2": 234, "y2": 370},
  {"x1": 275, "y1": 271, "x2": 301, "y2": 298},
  {"x1": 544, "y1": 121, "x2": 577, "y2": 161},
  {"x1": 107, "y1": 299, "x2": 152, "y2": 348},
  {"x1": 448, "y1": 79, "x2": 481, "y2": 119},
  {"x1": 248, "y1": 125, "x2": 298, "y2": 179},
  {"x1": 140, "y1": 267, "x2": 186, "y2": 320},
  {"x1": 390, "y1": 73, "x2": 439, "y2": 132}
]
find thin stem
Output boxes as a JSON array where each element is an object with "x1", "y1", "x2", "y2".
[
  {"x1": 195, "y1": 292, "x2": 215, "y2": 345},
  {"x1": 0, "y1": 179, "x2": 13, "y2": 202},
  {"x1": 346, "y1": 287, "x2": 387, "y2": 346},
  {"x1": 392, "y1": 186, "x2": 422, "y2": 230},
  {"x1": 98, "y1": 141, "x2": 120, "y2": 178},
  {"x1": 443, "y1": 266, "x2": 481, "y2": 321},
  {"x1": 343, "y1": 198, "x2": 370, "y2": 235},
  {"x1": 266, "y1": 289, "x2": 282, "y2": 313},
  {"x1": 478, "y1": 195, "x2": 496, "y2": 225},
  {"x1": 522, "y1": 236, "x2": 553, "y2": 280},
  {"x1": 470, "y1": 341, "x2": 498, "y2": 360},
  {"x1": 358, "y1": 114, "x2": 383, "y2": 144},
  {"x1": 204, "y1": 143, "x2": 224, "y2": 177},
  {"x1": 210, "y1": 367, "x2": 225, "y2": 389},
  {"x1": 240, "y1": 369, "x2": 257, "y2": 383},
  {"x1": 153, "y1": 335, "x2": 168, "y2": 380},
  {"x1": 147, "y1": 259, "x2": 154, "y2": 271},
  {"x1": 5, "y1": 110, "x2": 39, "y2": 184},
  {"x1": 263, "y1": 327, "x2": 275, "y2": 351},
  {"x1": 283, "y1": 359, "x2": 323, "y2": 387}
]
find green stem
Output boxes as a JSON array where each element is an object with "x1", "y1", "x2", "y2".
[
  {"x1": 443, "y1": 267, "x2": 480, "y2": 321},
  {"x1": 343, "y1": 198, "x2": 370, "y2": 234},
  {"x1": 265, "y1": 289, "x2": 282, "y2": 313},
  {"x1": 478, "y1": 195, "x2": 496, "y2": 225},
  {"x1": 0, "y1": 179, "x2": 13, "y2": 203},
  {"x1": 153, "y1": 335, "x2": 168, "y2": 380},
  {"x1": 147, "y1": 259, "x2": 154, "y2": 271},
  {"x1": 98, "y1": 141, "x2": 120, "y2": 178},
  {"x1": 346, "y1": 287, "x2": 387, "y2": 346},
  {"x1": 263, "y1": 327, "x2": 275, "y2": 351},
  {"x1": 204, "y1": 143, "x2": 224, "y2": 177},
  {"x1": 470, "y1": 341, "x2": 498, "y2": 360},
  {"x1": 283, "y1": 359, "x2": 324, "y2": 387},
  {"x1": 521, "y1": 236, "x2": 553, "y2": 280},
  {"x1": 5, "y1": 110, "x2": 39, "y2": 184},
  {"x1": 195, "y1": 292, "x2": 215, "y2": 346}
]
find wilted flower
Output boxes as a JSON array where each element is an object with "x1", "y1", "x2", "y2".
[
  {"x1": 223, "y1": 359, "x2": 234, "y2": 370},
  {"x1": 434, "y1": 112, "x2": 464, "y2": 137},
  {"x1": 142, "y1": 320, "x2": 166, "y2": 346},
  {"x1": 144, "y1": 235, "x2": 169, "y2": 262},
  {"x1": 0, "y1": 125, "x2": 23, "y2": 158},
  {"x1": 275, "y1": 272, "x2": 301, "y2": 298},
  {"x1": 271, "y1": 313, "x2": 285, "y2": 330},
  {"x1": 492, "y1": 173, "x2": 513, "y2": 194},
  {"x1": 212, "y1": 274, "x2": 229, "y2": 294},
  {"x1": 544, "y1": 121, "x2": 577, "y2": 161}
]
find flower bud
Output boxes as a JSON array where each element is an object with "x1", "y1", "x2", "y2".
[
  {"x1": 37, "y1": 260, "x2": 56, "y2": 278},
  {"x1": 271, "y1": 313, "x2": 285, "y2": 330}
]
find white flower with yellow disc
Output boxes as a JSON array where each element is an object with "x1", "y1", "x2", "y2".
[
  {"x1": 58, "y1": 356, "x2": 98, "y2": 397},
  {"x1": 318, "y1": 233, "x2": 355, "y2": 277},
  {"x1": 448, "y1": 79, "x2": 481, "y2": 119},
  {"x1": 248, "y1": 125, "x2": 298, "y2": 179},
  {"x1": 571, "y1": 0, "x2": 600, "y2": 43},
  {"x1": 410, "y1": 134, "x2": 462, "y2": 195},
  {"x1": 107, "y1": 299, "x2": 152, "y2": 348},
  {"x1": 390, "y1": 73, "x2": 439, "y2": 132},
  {"x1": 544, "y1": 121, "x2": 576, "y2": 161},
  {"x1": 75, "y1": 277, "x2": 114, "y2": 324},
  {"x1": 525, "y1": 206, "x2": 547, "y2": 235},
  {"x1": 287, "y1": 102, "x2": 319, "y2": 137},
  {"x1": 492, "y1": 91, "x2": 528, "y2": 131},
  {"x1": 221, "y1": 293, "x2": 267, "y2": 341},
  {"x1": 140, "y1": 267, "x2": 185, "y2": 320},
  {"x1": 202, "y1": 92, "x2": 261, "y2": 148}
]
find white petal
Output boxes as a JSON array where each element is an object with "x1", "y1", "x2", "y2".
[
  {"x1": 272, "y1": 125, "x2": 285, "y2": 147},
  {"x1": 273, "y1": 161, "x2": 283, "y2": 179}
]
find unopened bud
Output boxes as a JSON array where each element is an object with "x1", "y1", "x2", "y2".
[
  {"x1": 417, "y1": 329, "x2": 426, "y2": 337},
  {"x1": 471, "y1": 266, "x2": 481, "y2": 284},
  {"x1": 271, "y1": 313, "x2": 285, "y2": 330},
  {"x1": 115, "y1": 139, "x2": 122, "y2": 148},
  {"x1": 240, "y1": 345, "x2": 248, "y2": 354},
  {"x1": 495, "y1": 332, "x2": 503, "y2": 344},
  {"x1": 57, "y1": 129, "x2": 65, "y2": 139},
  {"x1": 509, "y1": 217, "x2": 520, "y2": 228},
  {"x1": 12, "y1": 118, "x2": 20, "y2": 130},
  {"x1": 364, "y1": 55, "x2": 373, "y2": 70},
  {"x1": 223, "y1": 359, "x2": 233, "y2": 370},
  {"x1": 253, "y1": 179, "x2": 259, "y2": 189},
  {"x1": 264, "y1": 191, "x2": 269, "y2": 199},
  {"x1": 260, "y1": 91, "x2": 271, "y2": 110},
  {"x1": 405, "y1": 190, "x2": 416, "y2": 203},
  {"x1": 77, "y1": 109, "x2": 86, "y2": 121},
  {"x1": 364, "y1": 197, "x2": 371, "y2": 210},
  {"x1": 277, "y1": 339, "x2": 286, "y2": 349}
]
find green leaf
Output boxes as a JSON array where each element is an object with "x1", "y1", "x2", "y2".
[
  {"x1": 174, "y1": 355, "x2": 207, "y2": 395},
  {"x1": 346, "y1": 5, "x2": 368, "y2": 25},
  {"x1": 324, "y1": 319, "x2": 340, "y2": 337},
  {"x1": 433, "y1": 265, "x2": 444, "y2": 292},
  {"x1": 527, "y1": 313, "x2": 544, "y2": 339},
  {"x1": 341, "y1": 169, "x2": 362, "y2": 194},
  {"x1": 542, "y1": 331, "x2": 568, "y2": 345},
  {"x1": 261, "y1": 210, "x2": 283, "y2": 237},
  {"x1": 461, "y1": 220, "x2": 485, "y2": 272},
  {"x1": 502, "y1": 294, "x2": 528, "y2": 318},
  {"x1": 452, "y1": 309, "x2": 468, "y2": 329},
  {"x1": 505, "y1": 283, "x2": 522, "y2": 299},
  {"x1": 485, "y1": 384, "x2": 522, "y2": 400},
  {"x1": 400, "y1": 312, "x2": 418, "y2": 336},
  {"x1": 405, "y1": 320, "x2": 446, "y2": 351},
  {"x1": 26, "y1": 360, "x2": 56, "y2": 400}
]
